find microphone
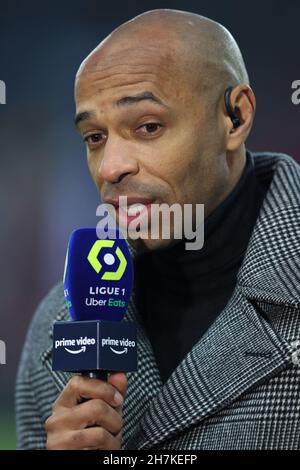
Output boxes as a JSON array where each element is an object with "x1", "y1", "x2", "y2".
[{"x1": 52, "y1": 228, "x2": 137, "y2": 381}]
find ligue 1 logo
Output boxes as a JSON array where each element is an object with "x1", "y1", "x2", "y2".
[
  {"x1": 63, "y1": 228, "x2": 133, "y2": 322},
  {"x1": 87, "y1": 239, "x2": 127, "y2": 281}
]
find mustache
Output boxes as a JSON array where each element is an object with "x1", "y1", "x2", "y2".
[{"x1": 102, "y1": 181, "x2": 168, "y2": 201}]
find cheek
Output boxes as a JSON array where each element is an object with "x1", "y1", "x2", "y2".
[
  {"x1": 160, "y1": 125, "x2": 225, "y2": 204},
  {"x1": 134, "y1": 126, "x2": 203, "y2": 203},
  {"x1": 162, "y1": 129, "x2": 208, "y2": 196},
  {"x1": 154, "y1": 126, "x2": 204, "y2": 174}
]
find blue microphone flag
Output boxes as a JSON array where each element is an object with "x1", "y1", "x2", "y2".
[
  {"x1": 53, "y1": 227, "x2": 137, "y2": 373},
  {"x1": 63, "y1": 228, "x2": 134, "y2": 322}
]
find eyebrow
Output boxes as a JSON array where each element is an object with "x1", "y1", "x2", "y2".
[
  {"x1": 74, "y1": 111, "x2": 95, "y2": 127},
  {"x1": 75, "y1": 91, "x2": 167, "y2": 127},
  {"x1": 116, "y1": 91, "x2": 167, "y2": 108}
]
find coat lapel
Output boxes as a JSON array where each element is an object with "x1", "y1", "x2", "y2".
[
  {"x1": 128, "y1": 291, "x2": 293, "y2": 449},
  {"x1": 40, "y1": 305, "x2": 73, "y2": 392}
]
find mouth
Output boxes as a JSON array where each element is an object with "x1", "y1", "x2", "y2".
[{"x1": 104, "y1": 196, "x2": 156, "y2": 228}]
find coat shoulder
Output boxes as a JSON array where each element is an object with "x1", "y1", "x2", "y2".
[{"x1": 19, "y1": 282, "x2": 67, "y2": 373}]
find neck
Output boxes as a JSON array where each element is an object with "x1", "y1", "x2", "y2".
[{"x1": 206, "y1": 147, "x2": 246, "y2": 220}]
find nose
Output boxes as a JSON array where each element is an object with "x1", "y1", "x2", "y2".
[{"x1": 98, "y1": 135, "x2": 139, "y2": 183}]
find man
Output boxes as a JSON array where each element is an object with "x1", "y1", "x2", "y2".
[{"x1": 16, "y1": 9, "x2": 300, "y2": 450}]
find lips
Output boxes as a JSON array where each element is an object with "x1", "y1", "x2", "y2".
[
  {"x1": 103, "y1": 196, "x2": 155, "y2": 227},
  {"x1": 122, "y1": 203, "x2": 148, "y2": 217},
  {"x1": 104, "y1": 196, "x2": 155, "y2": 208}
]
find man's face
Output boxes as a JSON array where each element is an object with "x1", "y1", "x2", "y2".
[{"x1": 75, "y1": 44, "x2": 227, "y2": 251}]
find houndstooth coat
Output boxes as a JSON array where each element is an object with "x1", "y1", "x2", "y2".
[{"x1": 16, "y1": 151, "x2": 300, "y2": 450}]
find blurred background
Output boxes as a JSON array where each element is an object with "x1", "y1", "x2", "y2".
[{"x1": 0, "y1": 0, "x2": 299, "y2": 449}]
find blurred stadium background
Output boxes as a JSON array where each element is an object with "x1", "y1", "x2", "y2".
[{"x1": 0, "y1": 0, "x2": 299, "y2": 449}]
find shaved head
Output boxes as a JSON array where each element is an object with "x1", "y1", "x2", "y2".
[
  {"x1": 75, "y1": 9, "x2": 255, "y2": 251},
  {"x1": 76, "y1": 9, "x2": 249, "y2": 107}
]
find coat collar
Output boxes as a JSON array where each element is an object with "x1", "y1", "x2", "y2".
[
  {"x1": 42, "y1": 152, "x2": 300, "y2": 449},
  {"x1": 237, "y1": 152, "x2": 300, "y2": 308}
]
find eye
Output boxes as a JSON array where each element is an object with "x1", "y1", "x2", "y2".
[
  {"x1": 136, "y1": 122, "x2": 163, "y2": 137},
  {"x1": 84, "y1": 132, "x2": 106, "y2": 148}
]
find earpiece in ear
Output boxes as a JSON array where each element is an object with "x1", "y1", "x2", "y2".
[{"x1": 224, "y1": 86, "x2": 241, "y2": 129}]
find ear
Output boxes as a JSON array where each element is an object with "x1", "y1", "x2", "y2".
[{"x1": 224, "y1": 84, "x2": 256, "y2": 152}]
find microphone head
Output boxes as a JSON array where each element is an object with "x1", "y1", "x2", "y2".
[{"x1": 63, "y1": 228, "x2": 134, "y2": 322}]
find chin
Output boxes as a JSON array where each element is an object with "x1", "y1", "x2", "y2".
[{"x1": 127, "y1": 235, "x2": 178, "y2": 254}]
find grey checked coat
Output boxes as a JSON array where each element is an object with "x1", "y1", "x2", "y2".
[{"x1": 16, "y1": 151, "x2": 300, "y2": 449}]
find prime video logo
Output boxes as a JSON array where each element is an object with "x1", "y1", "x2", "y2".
[
  {"x1": 55, "y1": 336, "x2": 96, "y2": 354},
  {"x1": 0, "y1": 340, "x2": 6, "y2": 365},
  {"x1": 96, "y1": 196, "x2": 204, "y2": 250},
  {"x1": 102, "y1": 336, "x2": 136, "y2": 355},
  {"x1": 0, "y1": 80, "x2": 6, "y2": 104},
  {"x1": 54, "y1": 335, "x2": 135, "y2": 355}
]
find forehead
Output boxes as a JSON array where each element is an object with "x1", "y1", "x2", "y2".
[{"x1": 75, "y1": 46, "x2": 188, "y2": 110}]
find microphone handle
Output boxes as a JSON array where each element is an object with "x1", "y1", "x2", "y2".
[
  {"x1": 82, "y1": 370, "x2": 108, "y2": 381},
  {"x1": 80, "y1": 371, "x2": 108, "y2": 405}
]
